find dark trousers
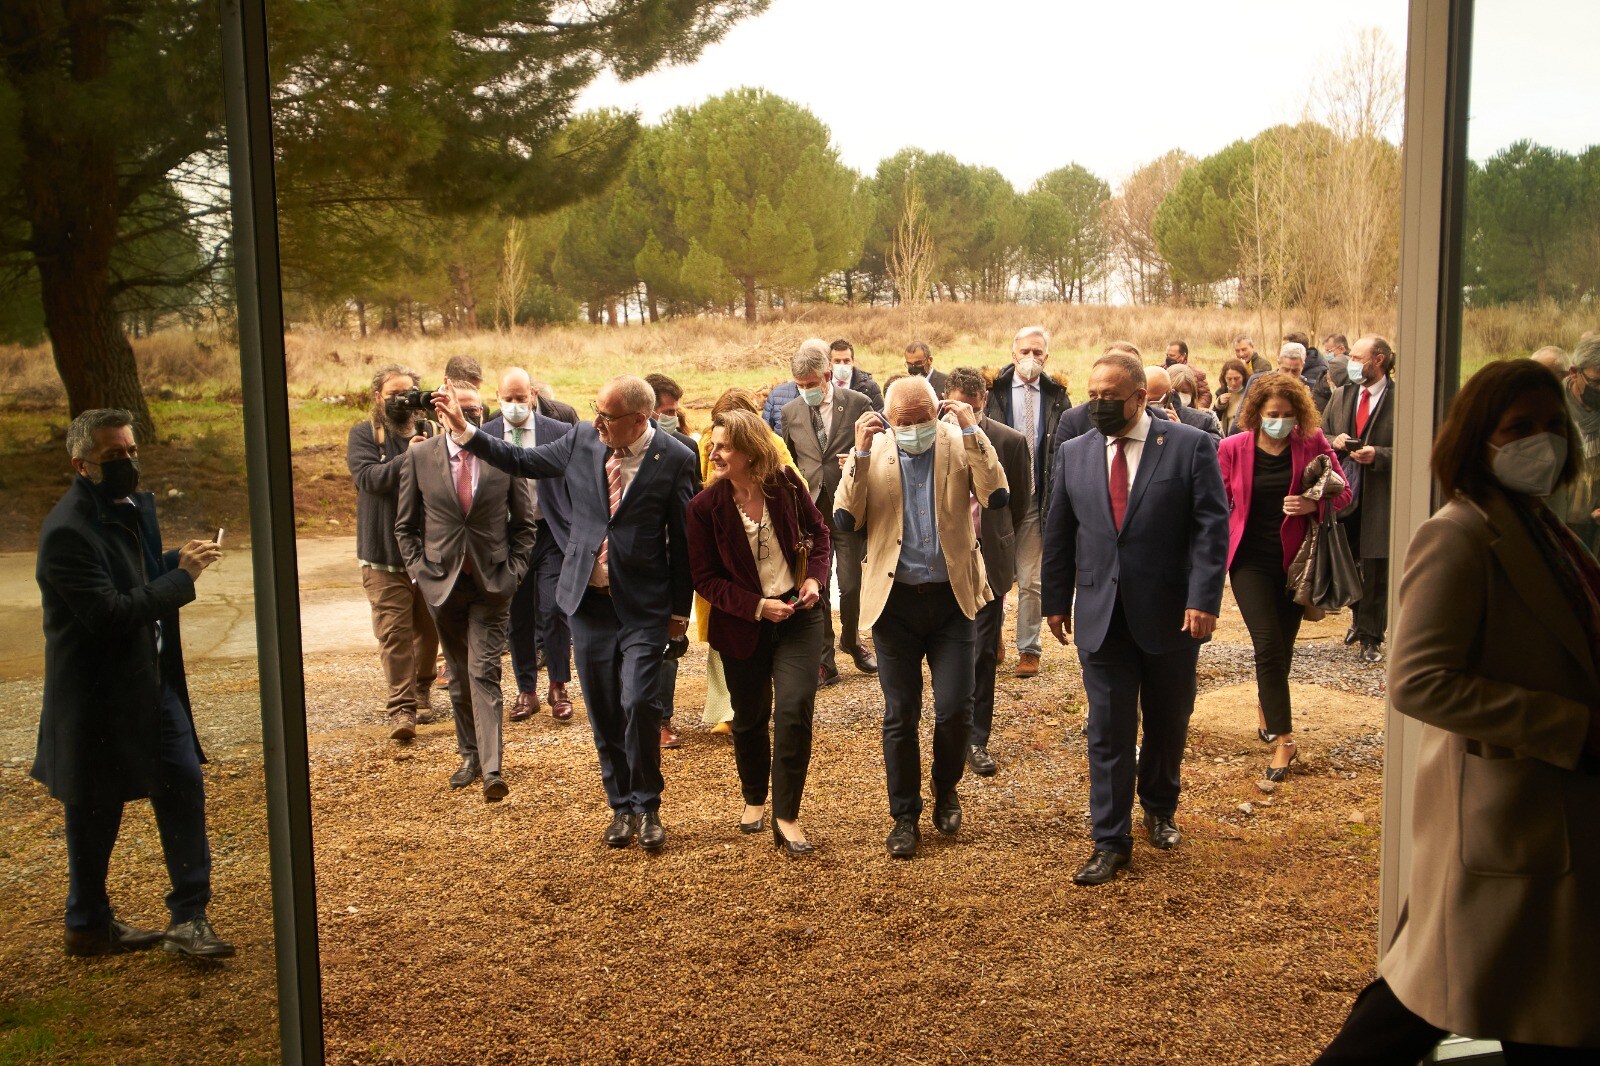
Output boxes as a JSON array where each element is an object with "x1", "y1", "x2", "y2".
[
  {"x1": 570, "y1": 589, "x2": 665, "y2": 813},
  {"x1": 819, "y1": 506, "x2": 866, "y2": 674},
  {"x1": 1230, "y1": 564, "x2": 1303, "y2": 735},
  {"x1": 873, "y1": 581, "x2": 974, "y2": 820},
  {"x1": 969, "y1": 596, "x2": 1005, "y2": 749},
  {"x1": 64, "y1": 685, "x2": 211, "y2": 930},
  {"x1": 1345, "y1": 517, "x2": 1390, "y2": 645},
  {"x1": 1315, "y1": 977, "x2": 1593, "y2": 1064},
  {"x1": 508, "y1": 529, "x2": 572, "y2": 692},
  {"x1": 721, "y1": 605, "x2": 824, "y2": 820},
  {"x1": 1077, "y1": 600, "x2": 1199, "y2": 855},
  {"x1": 431, "y1": 573, "x2": 509, "y2": 775}
]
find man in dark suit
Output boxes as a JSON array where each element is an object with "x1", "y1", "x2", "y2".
[
  {"x1": 484, "y1": 367, "x2": 575, "y2": 726},
  {"x1": 1043, "y1": 352, "x2": 1229, "y2": 886},
  {"x1": 983, "y1": 325, "x2": 1071, "y2": 679},
  {"x1": 946, "y1": 368, "x2": 1031, "y2": 777},
  {"x1": 434, "y1": 375, "x2": 697, "y2": 851},
  {"x1": 904, "y1": 340, "x2": 950, "y2": 397},
  {"x1": 645, "y1": 373, "x2": 703, "y2": 749},
  {"x1": 1322, "y1": 336, "x2": 1397, "y2": 663},
  {"x1": 33, "y1": 409, "x2": 233, "y2": 958},
  {"x1": 396, "y1": 383, "x2": 537, "y2": 801},
  {"x1": 780, "y1": 338, "x2": 877, "y2": 682}
]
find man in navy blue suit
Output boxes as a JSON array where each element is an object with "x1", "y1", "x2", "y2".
[
  {"x1": 482, "y1": 367, "x2": 575, "y2": 725},
  {"x1": 1042, "y1": 351, "x2": 1229, "y2": 886},
  {"x1": 433, "y1": 376, "x2": 696, "y2": 852}
]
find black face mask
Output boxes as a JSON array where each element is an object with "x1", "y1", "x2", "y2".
[
  {"x1": 1088, "y1": 397, "x2": 1133, "y2": 437},
  {"x1": 906, "y1": 364, "x2": 928, "y2": 376},
  {"x1": 463, "y1": 409, "x2": 484, "y2": 427},
  {"x1": 87, "y1": 457, "x2": 141, "y2": 499},
  {"x1": 1580, "y1": 385, "x2": 1600, "y2": 412}
]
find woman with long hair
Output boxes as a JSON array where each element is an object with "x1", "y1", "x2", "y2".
[
  {"x1": 1213, "y1": 358, "x2": 1252, "y2": 435},
  {"x1": 1218, "y1": 372, "x2": 1351, "y2": 778},
  {"x1": 687, "y1": 410, "x2": 831, "y2": 855}
]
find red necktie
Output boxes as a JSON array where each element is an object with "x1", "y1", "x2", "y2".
[
  {"x1": 454, "y1": 450, "x2": 474, "y2": 574},
  {"x1": 1355, "y1": 388, "x2": 1372, "y2": 438},
  {"x1": 1109, "y1": 438, "x2": 1130, "y2": 530}
]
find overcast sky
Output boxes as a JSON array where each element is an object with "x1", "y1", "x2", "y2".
[{"x1": 576, "y1": 0, "x2": 1599, "y2": 187}]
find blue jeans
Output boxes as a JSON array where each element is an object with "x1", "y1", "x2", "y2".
[{"x1": 64, "y1": 685, "x2": 211, "y2": 930}]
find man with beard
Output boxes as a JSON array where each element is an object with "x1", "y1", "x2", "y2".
[
  {"x1": 904, "y1": 341, "x2": 950, "y2": 397},
  {"x1": 347, "y1": 363, "x2": 440, "y2": 740}
]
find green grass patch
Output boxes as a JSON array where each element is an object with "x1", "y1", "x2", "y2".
[{"x1": 0, "y1": 990, "x2": 100, "y2": 1064}]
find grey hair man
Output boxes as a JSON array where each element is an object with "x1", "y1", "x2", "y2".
[{"x1": 1532, "y1": 345, "x2": 1570, "y2": 378}]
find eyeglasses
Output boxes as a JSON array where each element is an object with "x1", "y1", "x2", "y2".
[
  {"x1": 589, "y1": 401, "x2": 640, "y2": 424},
  {"x1": 755, "y1": 518, "x2": 771, "y2": 561}
]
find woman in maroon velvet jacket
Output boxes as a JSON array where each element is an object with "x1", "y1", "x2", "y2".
[
  {"x1": 1218, "y1": 373, "x2": 1352, "y2": 781},
  {"x1": 687, "y1": 410, "x2": 831, "y2": 856}
]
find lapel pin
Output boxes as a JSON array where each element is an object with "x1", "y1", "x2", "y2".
[{"x1": 652, "y1": 453, "x2": 660, "y2": 461}]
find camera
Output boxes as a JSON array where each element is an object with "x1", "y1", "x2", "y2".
[{"x1": 392, "y1": 388, "x2": 442, "y2": 413}]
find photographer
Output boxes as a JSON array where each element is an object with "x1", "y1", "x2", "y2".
[{"x1": 347, "y1": 364, "x2": 439, "y2": 741}]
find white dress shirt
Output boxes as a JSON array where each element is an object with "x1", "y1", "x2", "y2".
[
  {"x1": 1360, "y1": 375, "x2": 1388, "y2": 411},
  {"x1": 1105, "y1": 410, "x2": 1153, "y2": 491},
  {"x1": 502, "y1": 416, "x2": 540, "y2": 521},
  {"x1": 738, "y1": 501, "x2": 793, "y2": 604}
]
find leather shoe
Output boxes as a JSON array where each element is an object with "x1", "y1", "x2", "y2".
[
  {"x1": 448, "y1": 757, "x2": 479, "y2": 789},
  {"x1": 1072, "y1": 849, "x2": 1129, "y2": 886},
  {"x1": 1012, "y1": 652, "x2": 1041, "y2": 678},
  {"x1": 660, "y1": 723, "x2": 683, "y2": 750},
  {"x1": 389, "y1": 713, "x2": 416, "y2": 742},
  {"x1": 1344, "y1": 626, "x2": 1360, "y2": 646},
  {"x1": 933, "y1": 790, "x2": 962, "y2": 836},
  {"x1": 967, "y1": 745, "x2": 997, "y2": 776},
  {"x1": 845, "y1": 643, "x2": 879, "y2": 674},
  {"x1": 482, "y1": 772, "x2": 509, "y2": 802},
  {"x1": 885, "y1": 817, "x2": 920, "y2": 859},
  {"x1": 638, "y1": 812, "x2": 666, "y2": 851},
  {"x1": 1360, "y1": 641, "x2": 1384, "y2": 664},
  {"x1": 509, "y1": 692, "x2": 538, "y2": 723},
  {"x1": 1143, "y1": 811, "x2": 1181, "y2": 850},
  {"x1": 602, "y1": 811, "x2": 637, "y2": 848},
  {"x1": 818, "y1": 665, "x2": 842, "y2": 687},
  {"x1": 64, "y1": 916, "x2": 163, "y2": 957},
  {"x1": 162, "y1": 915, "x2": 236, "y2": 959},
  {"x1": 548, "y1": 683, "x2": 574, "y2": 722}
]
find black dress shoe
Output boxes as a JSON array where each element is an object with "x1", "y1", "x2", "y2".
[
  {"x1": 933, "y1": 790, "x2": 962, "y2": 835},
  {"x1": 1344, "y1": 626, "x2": 1360, "y2": 646},
  {"x1": 162, "y1": 916, "x2": 236, "y2": 959},
  {"x1": 1072, "y1": 849, "x2": 1129, "y2": 886},
  {"x1": 638, "y1": 812, "x2": 666, "y2": 851},
  {"x1": 1143, "y1": 811, "x2": 1181, "y2": 850},
  {"x1": 818, "y1": 666, "x2": 842, "y2": 687},
  {"x1": 1359, "y1": 641, "x2": 1384, "y2": 664},
  {"x1": 64, "y1": 916, "x2": 164, "y2": 957},
  {"x1": 602, "y1": 811, "x2": 638, "y2": 848},
  {"x1": 845, "y1": 644, "x2": 879, "y2": 674},
  {"x1": 482, "y1": 772, "x2": 509, "y2": 802},
  {"x1": 967, "y1": 745, "x2": 997, "y2": 776},
  {"x1": 449, "y1": 757, "x2": 479, "y2": 789},
  {"x1": 885, "y1": 817, "x2": 920, "y2": 859},
  {"x1": 772, "y1": 822, "x2": 816, "y2": 857}
]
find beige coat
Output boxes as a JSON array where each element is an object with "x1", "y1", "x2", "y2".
[
  {"x1": 1381, "y1": 491, "x2": 1600, "y2": 1048},
  {"x1": 835, "y1": 421, "x2": 1007, "y2": 629}
]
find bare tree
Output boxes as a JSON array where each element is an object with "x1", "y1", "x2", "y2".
[
  {"x1": 1103, "y1": 150, "x2": 1194, "y2": 304},
  {"x1": 889, "y1": 173, "x2": 938, "y2": 307}
]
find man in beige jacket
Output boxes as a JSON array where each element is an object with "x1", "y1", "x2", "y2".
[{"x1": 835, "y1": 376, "x2": 1008, "y2": 859}]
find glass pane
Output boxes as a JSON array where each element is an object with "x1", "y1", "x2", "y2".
[{"x1": 0, "y1": 2, "x2": 279, "y2": 1058}]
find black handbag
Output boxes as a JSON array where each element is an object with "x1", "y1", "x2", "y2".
[{"x1": 1287, "y1": 455, "x2": 1363, "y2": 615}]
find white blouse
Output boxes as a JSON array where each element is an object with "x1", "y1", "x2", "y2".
[{"x1": 737, "y1": 500, "x2": 794, "y2": 605}]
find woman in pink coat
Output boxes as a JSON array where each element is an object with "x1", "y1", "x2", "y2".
[{"x1": 1217, "y1": 373, "x2": 1352, "y2": 780}]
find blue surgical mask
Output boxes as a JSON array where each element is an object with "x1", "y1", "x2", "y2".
[
  {"x1": 656, "y1": 413, "x2": 679, "y2": 435},
  {"x1": 894, "y1": 421, "x2": 938, "y2": 455},
  {"x1": 1262, "y1": 416, "x2": 1296, "y2": 440},
  {"x1": 800, "y1": 385, "x2": 825, "y2": 407},
  {"x1": 831, "y1": 364, "x2": 852, "y2": 388}
]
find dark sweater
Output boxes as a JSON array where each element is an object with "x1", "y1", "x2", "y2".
[{"x1": 346, "y1": 419, "x2": 416, "y2": 569}]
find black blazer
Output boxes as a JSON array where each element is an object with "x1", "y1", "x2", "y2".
[
  {"x1": 480, "y1": 411, "x2": 576, "y2": 550},
  {"x1": 1322, "y1": 376, "x2": 1396, "y2": 557},
  {"x1": 32, "y1": 478, "x2": 202, "y2": 806},
  {"x1": 985, "y1": 366, "x2": 1071, "y2": 517},
  {"x1": 977, "y1": 415, "x2": 1032, "y2": 594}
]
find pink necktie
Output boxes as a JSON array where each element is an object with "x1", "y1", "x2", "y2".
[
  {"x1": 455, "y1": 450, "x2": 474, "y2": 574},
  {"x1": 595, "y1": 450, "x2": 624, "y2": 574}
]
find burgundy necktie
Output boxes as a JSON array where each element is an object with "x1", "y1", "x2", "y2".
[
  {"x1": 1109, "y1": 438, "x2": 1130, "y2": 530},
  {"x1": 454, "y1": 449, "x2": 474, "y2": 574},
  {"x1": 1355, "y1": 387, "x2": 1372, "y2": 438}
]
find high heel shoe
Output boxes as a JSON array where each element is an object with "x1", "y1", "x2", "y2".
[
  {"x1": 1257, "y1": 728, "x2": 1279, "y2": 744},
  {"x1": 1265, "y1": 740, "x2": 1299, "y2": 783},
  {"x1": 739, "y1": 814, "x2": 765, "y2": 834},
  {"x1": 772, "y1": 821, "x2": 815, "y2": 857}
]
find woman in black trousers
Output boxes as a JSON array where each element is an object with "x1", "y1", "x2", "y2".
[
  {"x1": 686, "y1": 409, "x2": 832, "y2": 855},
  {"x1": 1217, "y1": 373, "x2": 1351, "y2": 779}
]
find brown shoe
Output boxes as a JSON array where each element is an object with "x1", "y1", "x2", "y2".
[
  {"x1": 660, "y1": 723, "x2": 683, "y2": 750},
  {"x1": 548, "y1": 682, "x2": 574, "y2": 722},
  {"x1": 1012, "y1": 652, "x2": 1041, "y2": 678},
  {"x1": 389, "y1": 713, "x2": 417, "y2": 741},
  {"x1": 65, "y1": 917, "x2": 164, "y2": 957},
  {"x1": 509, "y1": 691, "x2": 539, "y2": 723}
]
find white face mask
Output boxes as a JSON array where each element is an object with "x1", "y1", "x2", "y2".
[
  {"x1": 1175, "y1": 391, "x2": 1193, "y2": 407},
  {"x1": 1016, "y1": 357, "x2": 1043, "y2": 383},
  {"x1": 501, "y1": 401, "x2": 531, "y2": 426},
  {"x1": 656, "y1": 413, "x2": 679, "y2": 435},
  {"x1": 831, "y1": 364, "x2": 852, "y2": 388},
  {"x1": 1490, "y1": 433, "x2": 1567, "y2": 498}
]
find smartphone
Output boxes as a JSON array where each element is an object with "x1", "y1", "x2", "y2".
[{"x1": 214, "y1": 528, "x2": 225, "y2": 547}]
